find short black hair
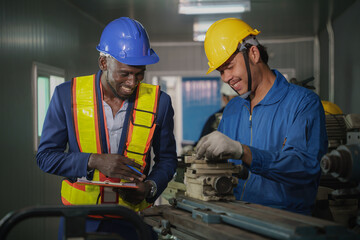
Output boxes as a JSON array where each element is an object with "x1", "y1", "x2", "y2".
[{"x1": 242, "y1": 43, "x2": 269, "y2": 65}]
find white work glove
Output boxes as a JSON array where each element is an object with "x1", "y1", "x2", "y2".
[{"x1": 196, "y1": 131, "x2": 243, "y2": 161}]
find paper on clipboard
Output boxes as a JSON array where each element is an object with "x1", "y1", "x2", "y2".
[{"x1": 76, "y1": 177, "x2": 138, "y2": 188}]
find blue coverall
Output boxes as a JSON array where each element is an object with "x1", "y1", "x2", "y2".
[{"x1": 219, "y1": 70, "x2": 328, "y2": 215}]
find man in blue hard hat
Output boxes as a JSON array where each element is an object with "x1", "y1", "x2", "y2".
[{"x1": 37, "y1": 17, "x2": 177, "y2": 239}]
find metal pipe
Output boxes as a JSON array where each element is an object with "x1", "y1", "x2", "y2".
[
  {"x1": 0, "y1": 205, "x2": 152, "y2": 240},
  {"x1": 326, "y1": 2, "x2": 335, "y2": 102},
  {"x1": 314, "y1": 35, "x2": 320, "y2": 95}
]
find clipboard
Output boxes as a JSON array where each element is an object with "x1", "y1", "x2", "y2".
[{"x1": 76, "y1": 178, "x2": 138, "y2": 188}]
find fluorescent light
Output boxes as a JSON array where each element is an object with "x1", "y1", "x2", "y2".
[
  {"x1": 193, "y1": 15, "x2": 241, "y2": 42},
  {"x1": 180, "y1": 6, "x2": 246, "y2": 15},
  {"x1": 179, "y1": 0, "x2": 250, "y2": 15}
]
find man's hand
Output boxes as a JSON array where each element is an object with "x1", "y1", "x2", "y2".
[
  {"x1": 87, "y1": 154, "x2": 146, "y2": 181},
  {"x1": 115, "y1": 180, "x2": 151, "y2": 205},
  {"x1": 196, "y1": 131, "x2": 243, "y2": 161}
]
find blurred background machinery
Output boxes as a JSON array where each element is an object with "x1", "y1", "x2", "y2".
[
  {"x1": 315, "y1": 102, "x2": 360, "y2": 230},
  {"x1": 321, "y1": 101, "x2": 358, "y2": 150}
]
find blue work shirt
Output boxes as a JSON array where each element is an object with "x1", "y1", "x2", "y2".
[{"x1": 219, "y1": 70, "x2": 328, "y2": 215}]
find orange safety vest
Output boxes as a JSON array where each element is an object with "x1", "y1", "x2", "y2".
[{"x1": 61, "y1": 74, "x2": 160, "y2": 212}]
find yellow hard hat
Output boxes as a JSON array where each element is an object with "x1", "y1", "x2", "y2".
[
  {"x1": 204, "y1": 18, "x2": 260, "y2": 74},
  {"x1": 321, "y1": 101, "x2": 343, "y2": 115}
]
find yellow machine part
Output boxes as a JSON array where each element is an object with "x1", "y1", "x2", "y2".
[{"x1": 321, "y1": 101, "x2": 343, "y2": 115}]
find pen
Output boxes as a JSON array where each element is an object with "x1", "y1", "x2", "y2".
[{"x1": 127, "y1": 165, "x2": 143, "y2": 175}]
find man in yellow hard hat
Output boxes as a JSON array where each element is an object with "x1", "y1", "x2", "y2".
[{"x1": 196, "y1": 18, "x2": 328, "y2": 215}]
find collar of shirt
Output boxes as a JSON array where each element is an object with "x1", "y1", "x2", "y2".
[
  {"x1": 103, "y1": 100, "x2": 129, "y2": 153},
  {"x1": 257, "y1": 69, "x2": 289, "y2": 106}
]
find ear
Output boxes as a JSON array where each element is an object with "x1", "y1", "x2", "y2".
[
  {"x1": 249, "y1": 46, "x2": 261, "y2": 64},
  {"x1": 98, "y1": 56, "x2": 107, "y2": 71}
]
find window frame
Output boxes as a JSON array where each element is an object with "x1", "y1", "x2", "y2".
[{"x1": 32, "y1": 62, "x2": 65, "y2": 152}]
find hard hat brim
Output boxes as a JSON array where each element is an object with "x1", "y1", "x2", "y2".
[
  {"x1": 117, "y1": 53, "x2": 160, "y2": 66},
  {"x1": 97, "y1": 47, "x2": 160, "y2": 66},
  {"x1": 206, "y1": 66, "x2": 216, "y2": 75}
]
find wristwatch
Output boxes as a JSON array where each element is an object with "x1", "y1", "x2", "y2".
[{"x1": 145, "y1": 180, "x2": 157, "y2": 198}]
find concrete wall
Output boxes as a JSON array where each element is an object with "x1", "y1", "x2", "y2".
[
  {"x1": 318, "y1": 0, "x2": 360, "y2": 113},
  {"x1": 332, "y1": 0, "x2": 360, "y2": 113},
  {"x1": 148, "y1": 39, "x2": 315, "y2": 81}
]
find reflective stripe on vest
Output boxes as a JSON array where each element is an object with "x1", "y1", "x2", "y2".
[{"x1": 61, "y1": 74, "x2": 160, "y2": 212}]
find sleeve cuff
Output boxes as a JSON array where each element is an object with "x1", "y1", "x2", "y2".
[
  {"x1": 145, "y1": 180, "x2": 158, "y2": 202},
  {"x1": 248, "y1": 146, "x2": 269, "y2": 173}
]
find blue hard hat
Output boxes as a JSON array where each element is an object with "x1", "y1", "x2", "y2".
[{"x1": 96, "y1": 17, "x2": 159, "y2": 65}]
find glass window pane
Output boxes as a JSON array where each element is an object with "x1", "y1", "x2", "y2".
[
  {"x1": 37, "y1": 76, "x2": 50, "y2": 136},
  {"x1": 182, "y1": 77, "x2": 221, "y2": 143},
  {"x1": 33, "y1": 62, "x2": 65, "y2": 151},
  {"x1": 49, "y1": 75, "x2": 64, "y2": 98}
]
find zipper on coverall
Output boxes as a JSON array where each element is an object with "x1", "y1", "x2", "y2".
[{"x1": 240, "y1": 107, "x2": 252, "y2": 200}]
